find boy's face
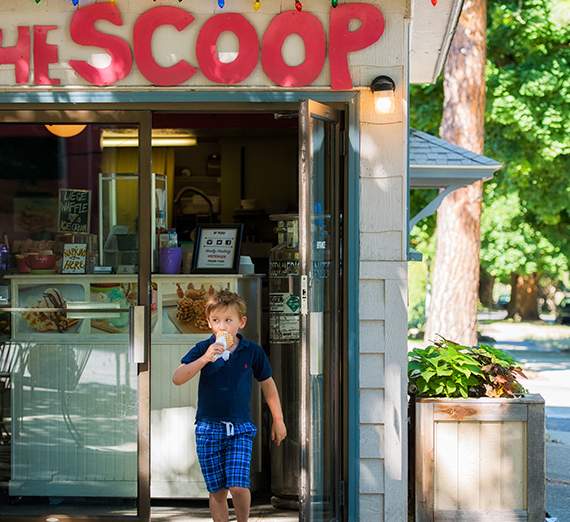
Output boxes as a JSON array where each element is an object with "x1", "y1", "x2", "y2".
[{"x1": 207, "y1": 305, "x2": 247, "y2": 340}]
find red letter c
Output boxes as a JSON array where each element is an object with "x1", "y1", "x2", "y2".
[{"x1": 133, "y1": 6, "x2": 196, "y2": 86}]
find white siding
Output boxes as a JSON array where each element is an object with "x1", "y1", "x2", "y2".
[{"x1": 357, "y1": 11, "x2": 410, "y2": 520}]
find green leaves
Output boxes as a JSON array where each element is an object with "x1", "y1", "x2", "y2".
[
  {"x1": 408, "y1": 338, "x2": 526, "y2": 398},
  {"x1": 410, "y1": 0, "x2": 570, "y2": 277}
]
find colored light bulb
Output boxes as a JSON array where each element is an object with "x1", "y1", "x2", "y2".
[
  {"x1": 254, "y1": 0, "x2": 260, "y2": 10},
  {"x1": 431, "y1": 0, "x2": 437, "y2": 4},
  {"x1": 218, "y1": 0, "x2": 225, "y2": 7},
  {"x1": 35, "y1": 0, "x2": 40, "y2": 3},
  {"x1": 110, "y1": 0, "x2": 116, "y2": 4},
  {"x1": 295, "y1": 0, "x2": 302, "y2": 11},
  {"x1": 72, "y1": 0, "x2": 79, "y2": 5},
  {"x1": 332, "y1": 0, "x2": 338, "y2": 6}
]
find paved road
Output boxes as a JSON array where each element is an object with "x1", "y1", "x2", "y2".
[{"x1": 479, "y1": 320, "x2": 570, "y2": 522}]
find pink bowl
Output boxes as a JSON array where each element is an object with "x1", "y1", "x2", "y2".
[{"x1": 26, "y1": 253, "x2": 56, "y2": 270}]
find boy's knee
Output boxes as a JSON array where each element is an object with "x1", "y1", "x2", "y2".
[
  {"x1": 210, "y1": 488, "x2": 228, "y2": 501},
  {"x1": 228, "y1": 486, "x2": 249, "y2": 497}
]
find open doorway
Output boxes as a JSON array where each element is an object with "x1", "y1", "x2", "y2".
[{"x1": 147, "y1": 108, "x2": 344, "y2": 521}]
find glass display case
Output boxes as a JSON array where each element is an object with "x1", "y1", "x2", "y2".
[{"x1": 98, "y1": 173, "x2": 167, "y2": 272}]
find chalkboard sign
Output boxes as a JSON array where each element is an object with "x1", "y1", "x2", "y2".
[{"x1": 58, "y1": 189, "x2": 91, "y2": 234}]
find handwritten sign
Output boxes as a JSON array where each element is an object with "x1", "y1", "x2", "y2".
[
  {"x1": 62, "y1": 243, "x2": 87, "y2": 274},
  {"x1": 58, "y1": 189, "x2": 91, "y2": 233}
]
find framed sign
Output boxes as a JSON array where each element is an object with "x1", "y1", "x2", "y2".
[
  {"x1": 191, "y1": 224, "x2": 243, "y2": 274},
  {"x1": 61, "y1": 243, "x2": 87, "y2": 274},
  {"x1": 58, "y1": 189, "x2": 91, "y2": 234}
]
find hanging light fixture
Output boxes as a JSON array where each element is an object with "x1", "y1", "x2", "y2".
[
  {"x1": 370, "y1": 75, "x2": 396, "y2": 115},
  {"x1": 45, "y1": 124, "x2": 87, "y2": 138}
]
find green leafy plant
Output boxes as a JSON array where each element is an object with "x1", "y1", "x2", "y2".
[{"x1": 408, "y1": 337, "x2": 527, "y2": 398}]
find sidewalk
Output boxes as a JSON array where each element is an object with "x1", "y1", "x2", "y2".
[{"x1": 480, "y1": 319, "x2": 570, "y2": 522}]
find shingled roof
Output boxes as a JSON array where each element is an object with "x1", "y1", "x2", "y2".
[
  {"x1": 410, "y1": 128, "x2": 503, "y2": 189},
  {"x1": 408, "y1": 129, "x2": 503, "y2": 239}
]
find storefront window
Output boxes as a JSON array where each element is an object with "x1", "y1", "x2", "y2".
[{"x1": 0, "y1": 123, "x2": 140, "y2": 517}]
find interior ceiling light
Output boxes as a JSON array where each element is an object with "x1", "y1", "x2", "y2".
[
  {"x1": 370, "y1": 75, "x2": 396, "y2": 115},
  {"x1": 100, "y1": 129, "x2": 198, "y2": 148},
  {"x1": 45, "y1": 124, "x2": 87, "y2": 138}
]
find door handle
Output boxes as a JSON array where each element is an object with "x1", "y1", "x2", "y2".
[
  {"x1": 129, "y1": 305, "x2": 147, "y2": 364},
  {"x1": 66, "y1": 301, "x2": 122, "y2": 319}
]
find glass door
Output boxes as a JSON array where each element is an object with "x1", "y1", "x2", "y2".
[
  {"x1": 0, "y1": 114, "x2": 151, "y2": 521},
  {"x1": 298, "y1": 100, "x2": 342, "y2": 522}
]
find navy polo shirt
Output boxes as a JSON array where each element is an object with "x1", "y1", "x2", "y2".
[{"x1": 180, "y1": 333, "x2": 272, "y2": 423}]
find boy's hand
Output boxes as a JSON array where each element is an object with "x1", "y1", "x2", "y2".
[
  {"x1": 271, "y1": 420, "x2": 287, "y2": 446},
  {"x1": 204, "y1": 342, "x2": 225, "y2": 363}
]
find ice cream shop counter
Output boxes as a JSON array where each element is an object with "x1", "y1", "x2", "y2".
[{"x1": 3, "y1": 274, "x2": 264, "y2": 499}]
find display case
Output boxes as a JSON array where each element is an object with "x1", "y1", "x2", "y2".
[
  {"x1": 98, "y1": 173, "x2": 167, "y2": 272},
  {"x1": 5, "y1": 274, "x2": 264, "y2": 499}
]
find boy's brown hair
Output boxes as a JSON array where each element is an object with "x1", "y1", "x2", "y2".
[{"x1": 204, "y1": 289, "x2": 247, "y2": 319}]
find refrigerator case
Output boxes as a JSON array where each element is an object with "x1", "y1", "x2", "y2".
[{"x1": 98, "y1": 173, "x2": 167, "y2": 272}]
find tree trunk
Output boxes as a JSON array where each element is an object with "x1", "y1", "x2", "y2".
[
  {"x1": 424, "y1": 0, "x2": 487, "y2": 347},
  {"x1": 508, "y1": 272, "x2": 541, "y2": 320},
  {"x1": 479, "y1": 267, "x2": 495, "y2": 309}
]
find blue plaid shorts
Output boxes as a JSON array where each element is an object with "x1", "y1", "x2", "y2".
[{"x1": 195, "y1": 420, "x2": 257, "y2": 493}]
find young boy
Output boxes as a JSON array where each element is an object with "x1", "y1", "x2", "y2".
[{"x1": 173, "y1": 289, "x2": 286, "y2": 522}]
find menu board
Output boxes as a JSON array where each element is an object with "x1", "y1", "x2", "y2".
[{"x1": 58, "y1": 189, "x2": 91, "y2": 233}]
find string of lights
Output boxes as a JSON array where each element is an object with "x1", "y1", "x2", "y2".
[{"x1": 31, "y1": 1, "x2": 438, "y2": 11}]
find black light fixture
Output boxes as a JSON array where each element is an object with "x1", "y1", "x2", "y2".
[{"x1": 370, "y1": 75, "x2": 396, "y2": 114}]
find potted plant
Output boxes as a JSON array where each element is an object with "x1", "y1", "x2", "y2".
[{"x1": 408, "y1": 337, "x2": 545, "y2": 522}]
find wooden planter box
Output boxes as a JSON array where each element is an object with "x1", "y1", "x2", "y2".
[{"x1": 413, "y1": 394, "x2": 545, "y2": 522}]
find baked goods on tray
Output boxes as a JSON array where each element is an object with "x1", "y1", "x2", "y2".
[{"x1": 175, "y1": 283, "x2": 215, "y2": 330}]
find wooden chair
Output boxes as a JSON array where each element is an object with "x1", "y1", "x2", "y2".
[{"x1": 0, "y1": 342, "x2": 21, "y2": 444}]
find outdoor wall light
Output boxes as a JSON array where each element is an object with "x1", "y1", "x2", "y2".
[{"x1": 370, "y1": 75, "x2": 396, "y2": 114}]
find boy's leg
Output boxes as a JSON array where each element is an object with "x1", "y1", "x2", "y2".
[
  {"x1": 209, "y1": 489, "x2": 230, "y2": 522},
  {"x1": 228, "y1": 486, "x2": 250, "y2": 522},
  {"x1": 195, "y1": 422, "x2": 229, "y2": 520},
  {"x1": 225, "y1": 426, "x2": 256, "y2": 522}
]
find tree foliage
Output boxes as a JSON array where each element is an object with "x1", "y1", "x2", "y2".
[
  {"x1": 481, "y1": 190, "x2": 567, "y2": 282},
  {"x1": 410, "y1": 0, "x2": 570, "y2": 281}
]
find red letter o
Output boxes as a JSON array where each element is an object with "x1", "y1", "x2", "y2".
[
  {"x1": 196, "y1": 14, "x2": 258, "y2": 84},
  {"x1": 261, "y1": 11, "x2": 325, "y2": 88}
]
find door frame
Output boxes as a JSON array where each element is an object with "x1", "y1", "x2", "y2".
[{"x1": 0, "y1": 94, "x2": 361, "y2": 521}]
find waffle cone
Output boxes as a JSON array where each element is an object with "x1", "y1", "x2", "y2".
[{"x1": 216, "y1": 331, "x2": 233, "y2": 348}]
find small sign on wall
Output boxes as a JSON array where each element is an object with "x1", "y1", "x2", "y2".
[
  {"x1": 58, "y1": 189, "x2": 91, "y2": 234},
  {"x1": 62, "y1": 243, "x2": 87, "y2": 274}
]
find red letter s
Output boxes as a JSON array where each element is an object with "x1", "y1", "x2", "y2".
[
  {"x1": 69, "y1": 3, "x2": 132, "y2": 86},
  {"x1": 329, "y1": 3, "x2": 385, "y2": 90}
]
